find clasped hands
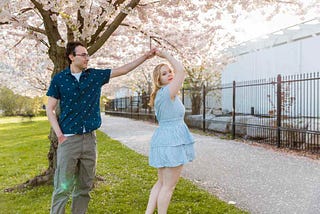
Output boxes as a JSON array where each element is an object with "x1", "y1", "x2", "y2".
[{"x1": 144, "y1": 48, "x2": 170, "y2": 60}]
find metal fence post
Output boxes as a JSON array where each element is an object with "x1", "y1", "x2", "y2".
[
  {"x1": 232, "y1": 81, "x2": 236, "y2": 139},
  {"x1": 130, "y1": 96, "x2": 133, "y2": 118},
  {"x1": 202, "y1": 85, "x2": 206, "y2": 132},
  {"x1": 137, "y1": 94, "x2": 140, "y2": 120},
  {"x1": 276, "y1": 74, "x2": 282, "y2": 148},
  {"x1": 182, "y1": 88, "x2": 185, "y2": 104}
]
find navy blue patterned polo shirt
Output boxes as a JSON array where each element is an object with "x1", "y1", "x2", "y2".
[{"x1": 46, "y1": 67, "x2": 111, "y2": 134}]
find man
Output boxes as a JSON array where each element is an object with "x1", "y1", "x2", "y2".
[{"x1": 46, "y1": 41, "x2": 155, "y2": 214}]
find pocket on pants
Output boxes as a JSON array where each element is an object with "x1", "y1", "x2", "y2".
[
  {"x1": 91, "y1": 132, "x2": 97, "y2": 145},
  {"x1": 58, "y1": 136, "x2": 71, "y2": 148}
]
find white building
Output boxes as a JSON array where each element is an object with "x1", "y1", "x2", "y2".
[
  {"x1": 113, "y1": 86, "x2": 140, "y2": 109},
  {"x1": 221, "y1": 18, "x2": 320, "y2": 116},
  {"x1": 222, "y1": 18, "x2": 320, "y2": 82}
]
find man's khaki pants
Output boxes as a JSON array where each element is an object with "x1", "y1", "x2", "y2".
[{"x1": 50, "y1": 132, "x2": 97, "y2": 214}]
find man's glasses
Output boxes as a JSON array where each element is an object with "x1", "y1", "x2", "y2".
[{"x1": 75, "y1": 53, "x2": 90, "y2": 58}]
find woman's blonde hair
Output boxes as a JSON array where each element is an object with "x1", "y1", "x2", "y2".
[{"x1": 149, "y1": 63, "x2": 167, "y2": 107}]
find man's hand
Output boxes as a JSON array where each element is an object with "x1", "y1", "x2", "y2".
[
  {"x1": 145, "y1": 48, "x2": 157, "y2": 60},
  {"x1": 57, "y1": 135, "x2": 67, "y2": 144}
]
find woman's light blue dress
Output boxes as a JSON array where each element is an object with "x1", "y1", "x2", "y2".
[{"x1": 149, "y1": 85, "x2": 195, "y2": 168}]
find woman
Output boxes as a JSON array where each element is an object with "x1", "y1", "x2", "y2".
[{"x1": 146, "y1": 49, "x2": 195, "y2": 214}]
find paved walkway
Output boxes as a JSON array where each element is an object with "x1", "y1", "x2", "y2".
[{"x1": 100, "y1": 115, "x2": 320, "y2": 214}]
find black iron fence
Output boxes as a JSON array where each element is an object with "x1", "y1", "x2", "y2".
[
  {"x1": 105, "y1": 72, "x2": 320, "y2": 153},
  {"x1": 105, "y1": 93, "x2": 156, "y2": 122},
  {"x1": 183, "y1": 72, "x2": 320, "y2": 153}
]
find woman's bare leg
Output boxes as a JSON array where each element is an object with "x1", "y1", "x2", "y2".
[
  {"x1": 145, "y1": 170, "x2": 163, "y2": 214},
  {"x1": 157, "y1": 165, "x2": 183, "y2": 214}
]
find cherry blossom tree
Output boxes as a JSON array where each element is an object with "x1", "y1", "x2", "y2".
[
  {"x1": 1, "y1": 0, "x2": 146, "y2": 190},
  {"x1": 107, "y1": 0, "x2": 316, "y2": 114},
  {"x1": 0, "y1": 0, "x2": 316, "y2": 189}
]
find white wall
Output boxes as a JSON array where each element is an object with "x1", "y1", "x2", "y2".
[
  {"x1": 220, "y1": 35, "x2": 320, "y2": 115},
  {"x1": 222, "y1": 35, "x2": 320, "y2": 83}
]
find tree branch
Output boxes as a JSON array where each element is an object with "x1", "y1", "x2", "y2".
[
  {"x1": 30, "y1": 0, "x2": 61, "y2": 48},
  {"x1": 149, "y1": 36, "x2": 180, "y2": 53},
  {"x1": 88, "y1": 0, "x2": 141, "y2": 55},
  {"x1": 27, "y1": 25, "x2": 46, "y2": 35},
  {"x1": 138, "y1": 1, "x2": 160, "y2": 7},
  {"x1": 114, "y1": 0, "x2": 127, "y2": 10},
  {"x1": 275, "y1": 0, "x2": 300, "y2": 5},
  {"x1": 77, "y1": 5, "x2": 85, "y2": 36},
  {"x1": 66, "y1": 25, "x2": 74, "y2": 42},
  {"x1": 120, "y1": 23, "x2": 180, "y2": 53},
  {"x1": 6, "y1": 37, "x2": 26, "y2": 52},
  {"x1": 31, "y1": 76, "x2": 49, "y2": 92},
  {"x1": 88, "y1": 1, "x2": 124, "y2": 46},
  {"x1": 19, "y1": 7, "x2": 34, "y2": 14},
  {"x1": 88, "y1": 20, "x2": 108, "y2": 47}
]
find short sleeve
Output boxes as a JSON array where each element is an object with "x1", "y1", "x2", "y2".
[
  {"x1": 92, "y1": 68, "x2": 111, "y2": 85},
  {"x1": 46, "y1": 75, "x2": 60, "y2": 99}
]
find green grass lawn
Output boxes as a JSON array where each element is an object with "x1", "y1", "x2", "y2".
[{"x1": 0, "y1": 117, "x2": 247, "y2": 214}]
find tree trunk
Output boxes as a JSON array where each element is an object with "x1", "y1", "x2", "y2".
[
  {"x1": 40, "y1": 50, "x2": 67, "y2": 183},
  {"x1": 5, "y1": 0, "x2": 140, "y2": 191},
  {"x1": 191, "y1": 91, "x2": 201, "y2": 115},
  {"x1": 5, "y1": 50, "x2": 66, "y2": 192}
]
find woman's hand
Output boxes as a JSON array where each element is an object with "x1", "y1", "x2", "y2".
[{"x1": 155, "y1": 49, "x2": 169, "y2": 58}]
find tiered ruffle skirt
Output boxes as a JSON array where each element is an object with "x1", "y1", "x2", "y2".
[{"x1": 149, "y1": 120, "x2": 195, "y2": 168}]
